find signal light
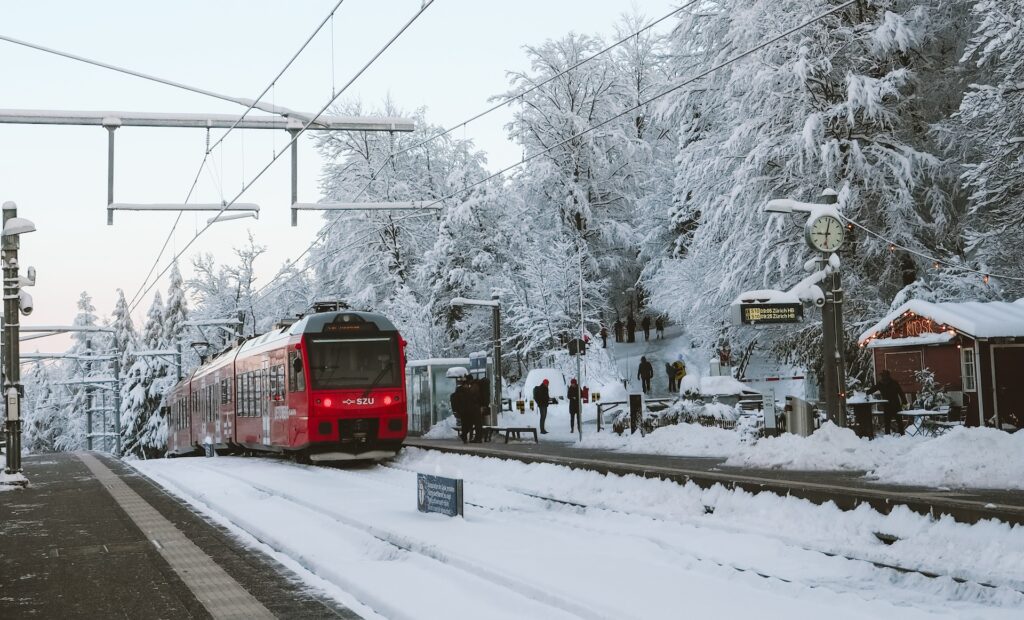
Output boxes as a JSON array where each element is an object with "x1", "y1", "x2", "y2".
[
  {"x1": 324, "y1": 398, "x2": 333, "y2": 408},
  {"x1": 383, "y1": 396, "x2": 393, "y2": 405}
]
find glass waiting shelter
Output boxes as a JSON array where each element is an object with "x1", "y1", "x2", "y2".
[{"x1": 406, "y1": 358, "x2": 470, "y2": 435}]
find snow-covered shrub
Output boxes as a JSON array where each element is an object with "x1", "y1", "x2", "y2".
[{"x1": 913, "y1": 368, "x2": 950, "y2": 410}]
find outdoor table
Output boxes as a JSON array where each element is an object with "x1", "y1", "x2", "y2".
[
  {"x1": 847, "y1": 399, "x2": 887, "y2": 439},
  {"x1": 900, "y1": 408, "x2": 950, "y2": 437}
]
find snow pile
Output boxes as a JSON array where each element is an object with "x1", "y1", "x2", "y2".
[
  {"x1": 725, "y1": 423, "x2": 907, "y2": 471},
  {"x1": 577, "y1": 420, "x2": 1024, "y2": 490},
  {"x1": 871, "y1": 426, "x2": 1024, "y2": 489},
  {"x1": 578, "y1": 421, "x2": 745, "y2": 457}
]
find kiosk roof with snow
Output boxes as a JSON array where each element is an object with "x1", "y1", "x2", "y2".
[{"x1": 858, "y1": 299, "x2": 1024, "y2": 347}]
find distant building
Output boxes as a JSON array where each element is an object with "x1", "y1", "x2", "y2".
[{"x1": 858, "y1": 299, "x2": 1024, "y2": 431}]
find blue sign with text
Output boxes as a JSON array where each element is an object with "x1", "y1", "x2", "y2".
[{"x1": 417, "y1": 473, "x2": 464, "y2": 517}]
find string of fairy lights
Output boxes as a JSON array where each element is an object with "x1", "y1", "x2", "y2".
[{"x1": 841, "y1": 217, "x2": 1024, "y2": 285}]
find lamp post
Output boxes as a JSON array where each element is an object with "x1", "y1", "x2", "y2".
[
  {"x1": 2, "y1": 201, "x2": 37, "y2": 476},
  {"x1": 450, "y1": 294, "x2": 501, "y2": 426}
]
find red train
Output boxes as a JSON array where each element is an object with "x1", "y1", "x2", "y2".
[{"x1": 165, "y1": 309, "x2": 407, "y2": 462}]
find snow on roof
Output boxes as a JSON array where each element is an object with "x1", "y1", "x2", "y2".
[
  {"x1": 866, "y1": 332, "x2": 955, "y2": 349},
  {"x1": 859, "y1": 299, "x2": 1024, "y2": 343}
]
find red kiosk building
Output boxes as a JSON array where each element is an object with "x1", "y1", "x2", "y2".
[{"x1": 858, "y1": 299, "x2": 1024, "y2": 431}]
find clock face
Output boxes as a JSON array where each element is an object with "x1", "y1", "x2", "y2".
[{"x1": 806, "y1": 215, "x2": 844, "y2": 252}]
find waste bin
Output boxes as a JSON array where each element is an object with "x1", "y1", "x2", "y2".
[
  {"x1": 629, "y1": 393, "x2": 643, "y2": 434},
  {"x1": 786, "y1": 396, "x2": 815, "y2": 437}
]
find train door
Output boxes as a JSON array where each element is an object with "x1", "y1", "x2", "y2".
[{"x1": 286, "y1": 345, "x2": 309, "y2": 449}]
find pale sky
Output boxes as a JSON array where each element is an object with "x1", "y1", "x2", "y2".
[{"x1": 0, "y1": 0, "x2": 677, "y2": 350}]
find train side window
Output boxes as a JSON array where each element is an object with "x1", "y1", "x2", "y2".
[
  {"x1": 245, "y1": 372, "x2": 252, "y2": 416},
  {"x1": 288, "y1": 350, "x2": 305, "y2": 393}
]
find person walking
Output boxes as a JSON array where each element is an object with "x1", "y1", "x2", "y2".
[
  {"x1": 655, "y1": 316, "x2": 666, "y2": 339},
  {"x1": 532, "y1": 379, "x2": 550, "y2": 434},
  {"x1": 672, "y1": 360, "x2": 686, "y2": 392},
  {"x1": 600, "y1": 325, "x2": 609, "y2": 348},
  {"x1": 637, "y1": 356, "x2": 654, "y2": 394},
  {"x1": 567, "y1": 379, "x2": 582, "y2": 433},
  {"x1": 626, "y1": 314, "x2": 636, "y2": 343},
  {"x1": 613, "y1": 318, "x2": 624, "y2": 343},
  {"x1": 869, "y1": 369, "x2": 907, "y2": 435},
  {"x1": 665, "y1": 362, "x2": 677, "y2": 392},
  {"x1": 641, "y1": 316, "x2": 651, "y2": 341}
]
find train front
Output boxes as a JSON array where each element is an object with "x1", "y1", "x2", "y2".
[{"x1": 296, "y1": 311, "x2": 407, "y2": 461}]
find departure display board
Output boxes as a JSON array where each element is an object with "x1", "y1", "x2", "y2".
[{"x1": 738, "y1": 303, "x2": 803, "y2": 325}]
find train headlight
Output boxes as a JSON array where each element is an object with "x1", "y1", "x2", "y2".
[
  {"x1": 324, "y1": 398, "x2": 333, "y2": 408},
  {"x1": 383, "y1": 396, "x2": 393, "y2": 405}
]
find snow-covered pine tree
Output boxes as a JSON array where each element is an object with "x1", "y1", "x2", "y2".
[
  {"x1": 121, "y1": 292, "x2": 168, "y2": 458},
  {"x1": 54, "y1": 292, "x2": 100, "y2": 451},
  {"x1": 21, "y1": 360, "x2": 61, "y2": 452}
]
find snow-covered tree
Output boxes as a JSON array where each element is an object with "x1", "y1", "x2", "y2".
[
  {"x1": 939, "y1": 0, "x2": 1024, "y2": 299},
  {"x1": 646, "y1": 0, "x2": 969, "y2": 380},
  {"x1": 121, "y1": 292, "x2": 169, "y2": 458},
  {"x1": 54, "y1": 292, "x2": 101, "y2": 451}
]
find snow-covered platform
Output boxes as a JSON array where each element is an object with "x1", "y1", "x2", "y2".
[
  {"x1": 0, "y1": 452, "x2": 356, "y2": 619},
  {"x1": 405, "y1": 437, "x2": 1024, "y2": 526}
]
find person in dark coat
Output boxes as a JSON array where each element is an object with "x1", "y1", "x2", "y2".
[
  {"x1": 655, "y1": 316, "x2": 666, "y2": 339},
  {"x1": 463, "y1": 377, "x2": 485, "y2": 442},
  {"x1": 641, "y1": 316, "x2": 652, "y2": 341},
  {"x1": 626, "y1": 314, "x2": 636, "y2": 343},
  {"x1": 613, "y1": 319, "x2": 624, "y2": 343},
  {"x1": 600, "y1": 326, "x2": 608, "y2": 348},
  {"x1": 450, "y1": 377, "x2": 472, "y2": 443},
  {"x1": 869, "y1": 369, "x2": 907, "y2": 435},
  {"x1": 665, "y1": 362, "x2": 677, "y2": 392},
  {"x1": 637, "y1": 356, "x2": 654, "y2": 393},
  {"x1": 567, "y1": 378, "x2": 582, "y2": 433},
  {"x1": 532, "y1": 379, "x2": 550, "y2": 434}
]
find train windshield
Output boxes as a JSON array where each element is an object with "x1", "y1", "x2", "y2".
[{"x1": 306, "y1": 336, "x2": 400, "y2": 390}]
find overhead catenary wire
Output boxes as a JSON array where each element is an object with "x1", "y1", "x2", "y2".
[
  {"x1": 252, "y1": 0, "x2": 860, "y2": 304},
  {"x1": 254, "y1": 1, "x2": 698, "y2": 300},
  {"x1": 128, "y1": 0, "x2": 436, "y2": 314},
  {"x1": 125, "y1": 0, "x2": 350, "y2": 309}
]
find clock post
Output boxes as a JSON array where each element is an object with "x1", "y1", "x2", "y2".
[
  {"x1": 817, "y1": 190, "x2": 847, "y2": 427},
  {"x1": 762, "y1": 188, "x2": 848, "y2": 428}
]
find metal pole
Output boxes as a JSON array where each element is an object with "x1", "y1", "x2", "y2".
[
  {"x1": 577, "y1": 244, "x2": 583, "y2": 441},
  {"x1": 175, "y1": 343, "x2": 183, "y2": 382},
  {"x1": 491, "y1": 293, "x2": 501, "y2": 427},
  {"x1": 85, "y1": 338, "x2": 93, "y2": 450},
  {"x1": 289, "y1": 128, "x2": 299, "y2": 227},
  {"x1": 113, "y1": 357, "x2": 122, "y2": 457},
  {"x1": 3, "y1": 202, "x2": 22, "y2": 473},
  {"x1": 105, "y1": 124, "x2": 117, "y2": 225}
]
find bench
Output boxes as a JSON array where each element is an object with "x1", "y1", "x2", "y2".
[
  {"x1": 494, "y1": 427, "x2": 538, "y2": 443},
  {"x1": 453, "y1": 425, "x2": 500, "y2": 442}
]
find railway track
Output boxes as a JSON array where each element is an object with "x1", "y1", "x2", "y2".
[
  {"x1": 374, "y1": 462, "x2": 1024, "y2": 600},
  {"x1": 146, "y1": 461, "x2": 620, "y2": 620}
]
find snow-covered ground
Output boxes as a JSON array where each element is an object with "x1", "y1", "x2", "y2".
[
  {"x1": 577, "y1": 422, "x2": 1024, "y2": 490},
  {"x1": 133, "y1": 450, "x2": 1024, "y2": 619}
]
